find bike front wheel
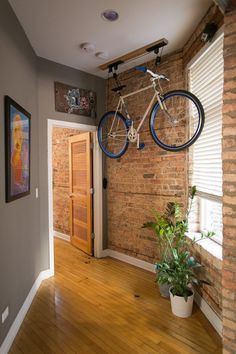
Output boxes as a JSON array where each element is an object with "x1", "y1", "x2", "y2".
[
  {"x1": 98, "y1": 111, "x2": 129, "y2": 158},
  {"x1": 150, "y1": 90, "x2": 204, "y2": 152}
]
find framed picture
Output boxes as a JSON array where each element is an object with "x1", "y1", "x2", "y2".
[
  {"x1": 5, "y1": 96, "x2": 31, "y2": 202},
  {"x1": 54, "y1": 81, "x2": 97, "y2": 118}
]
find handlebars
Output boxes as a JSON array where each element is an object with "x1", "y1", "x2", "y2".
[{"x1": 135, "y1": 65, "x2": 169, "y2": 81}]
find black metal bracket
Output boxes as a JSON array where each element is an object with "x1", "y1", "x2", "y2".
[
  {"x1": 146, "y1": 40, "x2": 168, "y2": 53},
  {"x1": 108, "y1": 60, "x2": 124, "y2": 73}
]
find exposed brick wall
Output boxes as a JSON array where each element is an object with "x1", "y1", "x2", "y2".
[
  {"x1": 222, "y1": 6, "x2": 236, "y2": 354},
  {"x1": 52, "y1": 127, "x2": 81, "y2": 235},
  {"x1": 188, "y1": 239, "x2": 222, "y2": 316},
  {"x1": 105, "y1": 4, "x2": 224, "y2": 318},
  {"x1": 106, "y1": 50, "x2": 187, "y2": 264}
]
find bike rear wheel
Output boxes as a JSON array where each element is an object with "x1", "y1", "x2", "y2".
[
  {"x1": 98, "y1": 111, "x2": 129, "y2": 158},
  {"x1": 150, "y1": 90, "x2": 204, "y2": 151}
]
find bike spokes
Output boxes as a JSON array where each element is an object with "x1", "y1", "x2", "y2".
[
  {"x1": 151, "y1": 91, "x2": 203, "y2": 150},
  {"x1": 98, "y1": 112, "x2": 129, "y2": 158}
]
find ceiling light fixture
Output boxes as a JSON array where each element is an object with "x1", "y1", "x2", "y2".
[
  {"x1": 101, "y1": 9, "x2": 119, "y2": 22},
  {"x1": 80, "y1": 42, "x2": 95, "y2": 54}
]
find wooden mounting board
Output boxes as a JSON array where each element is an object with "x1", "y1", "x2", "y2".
[{"x1": 99, "y1": 38, "x2": 168, "y2": 71}]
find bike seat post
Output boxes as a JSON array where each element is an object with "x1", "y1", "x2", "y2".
[{"x1": 121, "y1": 96, "x2": 131, "y2": 120}]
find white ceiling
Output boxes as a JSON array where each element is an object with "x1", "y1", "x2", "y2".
[{"x1": 9, "y1": 0, "x2": 212, "y2": 78}]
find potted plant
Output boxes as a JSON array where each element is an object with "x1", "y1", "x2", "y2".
[
  {"x1": 142, "y1": 186, "x2": 197, "y2": 297},
  {"x1": 143, "y1": 186, "x2": 214, "y2": 301},
  {"x1": 157, "y1": 248, "x2": 211, "y2": 318}
]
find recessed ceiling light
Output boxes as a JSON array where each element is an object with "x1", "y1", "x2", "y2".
[{"x1": 101, "y1": 9, "x2": 119, "y2": 22}]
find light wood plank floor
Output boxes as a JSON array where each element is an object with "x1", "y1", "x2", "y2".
[{"x1": 10, "y1": 238, "x2": 222, "y2": 354}]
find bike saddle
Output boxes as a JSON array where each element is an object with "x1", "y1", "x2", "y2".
[{"x1": 111, "y1": 85, "x2": 126, "y2": 92}]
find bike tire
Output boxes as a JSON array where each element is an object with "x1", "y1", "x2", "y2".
[
  {"x1": 98, "y1": 111, "x2": 129, "y2": 158},
  {"x1": 149, "y1": 90, "x2": 205, "y2": 152}
]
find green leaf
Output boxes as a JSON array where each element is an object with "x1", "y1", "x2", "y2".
[
  {"x1": 142, "y1": 222, "x2": 156, "y2": 230},
  {"x1": 190, "y1": 185, "x2": 197, "y2": 199},
  {"x1": 172, "y1": 248, "x2": 178, "y2": 260}
]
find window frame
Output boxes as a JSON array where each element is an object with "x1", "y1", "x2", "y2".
[
  {"x1": 199, "y1": 196, "x2": 223, "y2": 245},
  {"x1": 186, "y1": 27, "x2": 224, "y2": 246}
]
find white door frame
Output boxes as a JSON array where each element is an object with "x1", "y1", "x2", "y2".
[{"x1": 47, "y1": 119, "x2": 103, "y2": 276}]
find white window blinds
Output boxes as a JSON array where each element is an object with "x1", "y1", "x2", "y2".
[{"x1": 189, "y1": 34, "x2": 224, "y2": 197}]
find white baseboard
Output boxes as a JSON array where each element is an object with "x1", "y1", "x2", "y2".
[
  {"x1": 194, "y1": 290, "x2": 222, "y2": 336},
  {"x1": 103, "y1": 249, "x2": 155, "y2": 273},
  {"x1": 103, "y1": 248, "x2": 222, "y2": 336},
  {"x1": 54, "y1": 230, "x2": 70, "y2": 242},
  {"x1": 100, "y1": 249, "x2": 109, "y2": 257},
  {"x1": 0, "y1": 269, "x2": 51, "y2": 354}
]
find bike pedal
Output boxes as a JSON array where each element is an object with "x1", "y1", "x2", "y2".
[{"x1": 138, "y1": 143, "x2": 145, "y2": 150}]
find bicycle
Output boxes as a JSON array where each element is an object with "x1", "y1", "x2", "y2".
[{"x1": 98, "y1": 66, "x2": 204, "y2": 158}]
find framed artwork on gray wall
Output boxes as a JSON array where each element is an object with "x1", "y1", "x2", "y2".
[
  {"x1": 54, "y1": 81, "x2": 97, "y2": 118},
  {"x1": 5, "y1": 96, "x2": 31, "y2": 202}
]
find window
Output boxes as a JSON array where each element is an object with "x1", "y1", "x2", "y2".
[{"x1": 188, "y1": 31, "x2": 224, "y2": 244}]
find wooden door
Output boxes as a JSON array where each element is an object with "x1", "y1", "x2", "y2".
[{"x1": 69, "y1": 133, "x2": 93, "y2": 255}]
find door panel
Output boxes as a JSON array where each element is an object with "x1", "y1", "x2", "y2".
[{"x1": 69, "y1": 133, "x2": 92, "y2": 255}]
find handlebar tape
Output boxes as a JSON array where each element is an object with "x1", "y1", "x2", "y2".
[{"x1": 134, "y1": 66, "x2": 147, "y2": 73}]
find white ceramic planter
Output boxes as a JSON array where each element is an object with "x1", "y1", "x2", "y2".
[{"x1": 169, "y1": 287, "x2": 194, "y2": 318}]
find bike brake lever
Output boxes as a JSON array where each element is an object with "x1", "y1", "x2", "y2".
[{"x1": 159, "y1": 75, "x2": 170, "y2": 81}]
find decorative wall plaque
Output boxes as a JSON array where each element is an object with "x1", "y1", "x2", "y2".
[{"x1": 55, "y1": 82, "x2": 96, "y2": 118}]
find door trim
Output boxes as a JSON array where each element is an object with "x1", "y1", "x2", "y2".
[{"x1": 47, "y1": 119, "x2": 103, "y2": 276}]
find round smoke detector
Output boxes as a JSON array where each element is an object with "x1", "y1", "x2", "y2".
[
  {"x1": 101, "y1": 9, "x2": 119, "y2": 22},
  {"x1": 80, "y1": 42, "x2": 95, "y2": 54}
]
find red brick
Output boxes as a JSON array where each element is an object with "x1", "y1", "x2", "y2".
[
  {"x1": 223, "y1": 270, "x2": 235, "y2": 281},
  {"x1": 223, "y1": 288, "x2": 235, "y2": 301},
  {"x1": 222, "y1": 7, "x2": 236, "y2": 352},
  {"x1": 224, "y1": 318, "x2": 236, "y2": 332},
  {"x1": 224, "y1": 309, "x2": 236, "y2": 321}
]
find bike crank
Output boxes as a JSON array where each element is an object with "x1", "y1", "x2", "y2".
[
  {"x1": 127, "y1": 127, "x2": 144, "y2": 150},
  {"x1": 127, "y1": 126, "x2": 138, "y2": 143}
]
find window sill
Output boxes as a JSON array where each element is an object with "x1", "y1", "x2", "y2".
[{"x1": 186, "y1": 232, "x2": 222, "y2": 260}]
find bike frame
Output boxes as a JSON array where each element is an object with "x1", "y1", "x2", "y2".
[{"x1": 111, "y1": 79, "x2": 165, "y2": 135}]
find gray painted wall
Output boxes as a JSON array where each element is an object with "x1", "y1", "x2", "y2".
[
  {"x1": 37, "y1": 59, "x2": 106, "y2": 270},
  {"x1": 0, "y1": 0, "x2": 40, "y2": 344},
  {"x1": 0, "y1": 1, "x2": 106, "y2": 346}
]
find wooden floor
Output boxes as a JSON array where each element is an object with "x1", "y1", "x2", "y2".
[{"x1": 10, "y1": 238, "x2": 222, "y2": 354}]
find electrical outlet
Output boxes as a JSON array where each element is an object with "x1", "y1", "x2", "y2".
[{"x1": 2, "y1": 306, "x2": 9, "y2": 324}]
